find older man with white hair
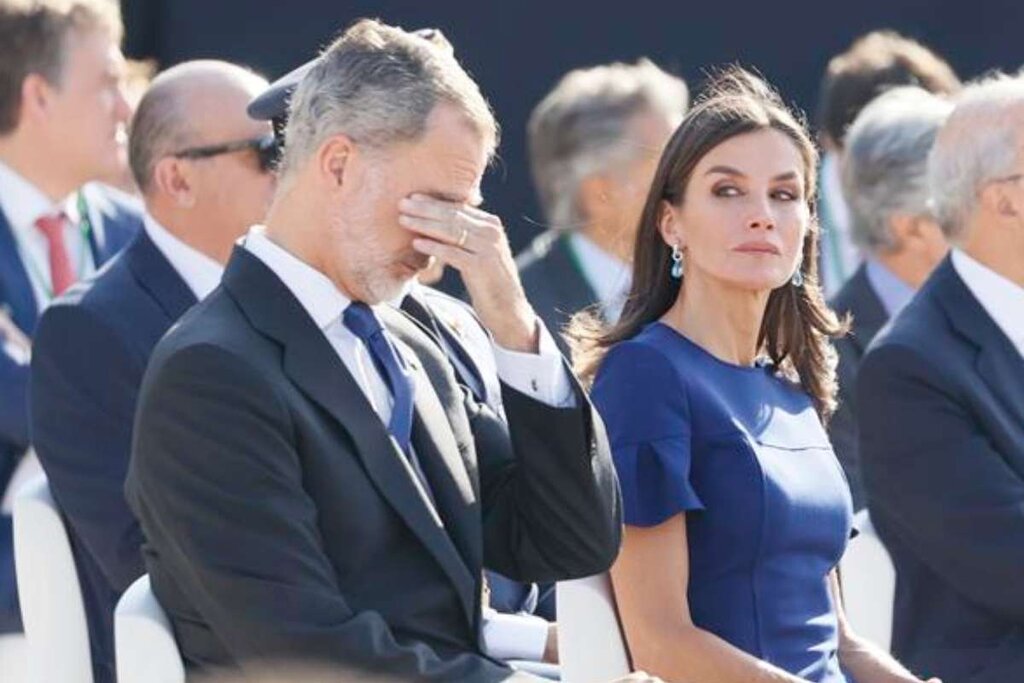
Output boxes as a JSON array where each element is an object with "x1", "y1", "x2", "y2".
[
  {"x1": 517, "y1": 60, "x2": 687, "y2": 348},
  {"x1": 828, "y1": 86, "x2": 952, "y2": 509},
  {"x1": 859, "y1": 74, "x2": 1024, "y2": 683}
]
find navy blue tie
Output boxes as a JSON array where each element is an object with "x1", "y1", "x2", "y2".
[{"x1": 343, "y1": 303, "x2": 415, "y2": 454}]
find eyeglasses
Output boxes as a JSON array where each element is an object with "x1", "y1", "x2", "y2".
[{"x1": 172, "y1": 133, "x2": 280, "y2": 173}]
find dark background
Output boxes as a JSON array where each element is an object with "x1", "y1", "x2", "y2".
[{"x1": 120, "y1": 0, "x2": 1024, "y2": 262}]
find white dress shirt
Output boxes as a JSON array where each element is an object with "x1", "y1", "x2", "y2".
[
  {"x1": 0, "y1": 160, "x2": 100, "y2": 309},
  {"x1": 143, "y1": 213, "x2": 224, "y2": 300},
  {"x1": 568, "y1": 232, "x2": 631, "y2": 323},
  {"x1": 244, "y1": 226, "x2": 574, "y2": 425},
  {"x1": 952, "y1": 249, "x2": 1024, "y2": 358}
]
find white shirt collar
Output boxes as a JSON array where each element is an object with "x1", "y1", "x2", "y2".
[
  {"x1": 143, "y1": 213, "x2": 224, "y2": 300},
  {"x1": 951, "y1": 248, "x2": 1024, "y2": 355},
  {"x1": 242, "y1": 225, "x2": 354, "y2": 330},
  {"x1": 567, "y1": 232, "x2": 632, "y2": 321},
  {"x1": 0, "y1": 159, "x2": 71, "y2": 238}
]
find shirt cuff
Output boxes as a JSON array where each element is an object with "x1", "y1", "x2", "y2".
[
  {"x1": 491, "y1": 318, "x2": 575, "y2": 408},
  {"x1": 481, "y1": 606, "x2": 551, "y2": 662}
]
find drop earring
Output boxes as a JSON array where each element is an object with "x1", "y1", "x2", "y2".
[
  {"x1": 791, "y1": 269, "x2": 804, "y2": 287},
  {"x1": 670, "y1": 244, "x2": 684, "y2": 279}
]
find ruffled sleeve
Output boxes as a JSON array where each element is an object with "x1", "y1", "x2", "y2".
[{"x1": 592, "y1": 339, "x2": 704, "y2": 527}]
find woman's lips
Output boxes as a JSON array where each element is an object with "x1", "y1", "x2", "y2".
[{"x1": 733, "y1": 241, "x2": 781, "y2": 255}]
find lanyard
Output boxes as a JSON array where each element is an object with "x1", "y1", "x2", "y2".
[{"x1": 22, "y1": 191, "x2": 94, "y2": 302}]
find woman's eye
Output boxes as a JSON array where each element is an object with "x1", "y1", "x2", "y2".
[
  {"x1": 713, "y1": 185, "x2": 741, "y2": 197},
  {"x1": 772, "y1": 188, "x2": 798, "y2": 201}
]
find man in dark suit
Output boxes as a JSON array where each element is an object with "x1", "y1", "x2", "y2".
[
  {"x1": 0, "y1": 0, "x2": 142, "y2": 633},
  {"x1": 126, "y1": 20, "x2": 621, "y2": 681},
  {"x1": 248, "y1": 48, "x2": 558, "y2": 665},
  {"x1": 858, "y1": 74, "x2": 1024, "y2": 683},
  {"x1": 30, "y1": 60, "x2": 275, "y2": 683},
  {"x1": 827, "y1": 87, "x2": 951, "y2": 508},
  {"x1": 516, "y1": 61, "x2": 686, "y2": 351}
]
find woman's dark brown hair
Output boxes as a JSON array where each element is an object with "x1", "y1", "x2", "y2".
[{"x1": 569, "y1": 66, "x2": 847, "y2": 420}]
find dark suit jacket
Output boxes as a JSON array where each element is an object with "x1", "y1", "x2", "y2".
[
  {"x1": 516, "y1": 231, "x2": 597, "y2": 355},
  {"x1": 405, "y1": 285, "x2": 556, "y2": 621},
  {"x1": 828, "y1": 263, "x2": 888, "y2": 510},
  {"x1": 125, "y1": 248, "x2": 621, "y2": 680},
  {"x1": 30, "y1": 230, "x2": 196, "y2": 682},
  {"x1": 0, "y1": 183, "x2": 140, "y2": 634},
  {"x1": 858, "y1": 256, "x2": 1024, "y2": 683}
]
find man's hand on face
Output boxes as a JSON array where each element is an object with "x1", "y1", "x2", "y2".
[{"x1": 399, "y1": 194, "x2": 540, "y2": 353}]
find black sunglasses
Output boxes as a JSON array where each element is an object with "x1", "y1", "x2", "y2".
[{"x1": 172, "y1": 133, "x2": 280, "y2": 173}]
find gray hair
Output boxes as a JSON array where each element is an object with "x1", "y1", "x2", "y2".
[
  {"x1": 528, "y1": 59, "x2": 688, "y2": 231},
  {"x1": 279, "y1": 19, "x2": 497, "y2": 181},
  {"x1": 128, "y1": 60, "x2": 266, "y2": 194},
  {"x1": 841, "y1": 86, "x2": 952, "y2": 251},
  {"x1": 928, "y1": 73, "x2": 1024, "y2": 239}
]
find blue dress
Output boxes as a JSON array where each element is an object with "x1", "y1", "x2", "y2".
[{"x1": 592, "y1": 322, "x2": 854, "y2": 683}]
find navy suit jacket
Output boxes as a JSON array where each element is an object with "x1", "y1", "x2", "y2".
[
  {"x1": 0, "y1": 183, "x2": 140, "y2": 634},
  {"x1": 30, "y1": 229, "x2": 194, "y2": 682},
  {"x1": 828, "y1": 263, "x2": 888, "y2": 510},
  {"x1": 403, "y1": 286, "x2": 556, "y2": 621},
  {"x1": 858, "y1": 256, "x2": 1024, "y2": 683},
  {"x1": 516, "y1": 231, "x2": 597, "y2": 356}
]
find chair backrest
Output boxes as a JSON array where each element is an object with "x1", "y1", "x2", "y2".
[
  {"x1": 556, "y1": 573, "x2": 631, "y2": 683},
  {"x1": 13, "y1": 474, "x2": 93, "y2": 683},
  {"x1": 839, "y1": 509, "x2": 895, "y2": 651},
  {"x1": 115, "y1": 574, "x2": 185, "y2": 683}
]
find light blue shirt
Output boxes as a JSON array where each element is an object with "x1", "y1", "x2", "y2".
[{"x1": 865, "y1": 258, "x2": 915, "y2": 318}]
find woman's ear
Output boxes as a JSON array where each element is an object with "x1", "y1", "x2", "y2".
[{"x1": 657, "y1": 200, "x2": 683, "y2": 248}]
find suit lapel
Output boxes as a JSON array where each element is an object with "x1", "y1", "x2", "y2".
[
  {"x1": 122, "y1": 231, "x2": 197, "y2": 322},
  {"x1": 0, "y1": 208, "x2": 38, "y2": 334},
  {"x1": 222, "y1": 249, "x2": 478, "y2": 626},
  {"x1": 846, "y1": 265, "x2": 888, "y2": 355},
  {"x1": 82, "y1": 185, "x2": 141, "y2": 265},
  {"x1": 553, "y1": 234, "x2": 600, "y2": 317},
  {"x1": 404, "y1": 343, "x2": 482, "y2": 569},
  {"x1": 934, "y1": 257, "x2": 1024, "y2": 427}
]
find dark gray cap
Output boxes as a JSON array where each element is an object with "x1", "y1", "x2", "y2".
[{"x1": 246, "y1": 28, "x2": 448, "y2": 134}]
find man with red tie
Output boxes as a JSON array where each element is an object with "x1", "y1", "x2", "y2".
[{"x1": 0, "y1": 0, "x2": 141, "y2": 632}]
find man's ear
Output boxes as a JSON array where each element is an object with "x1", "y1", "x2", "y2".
[
  {"x1": 153, "y1": 157, "x2": 196, "y2": 208},
  {"x1": 577, "y1": 174, "x2": 614, "y2": 225},
  {"x1": 979, "y1": 181, "x2": 1019, "y2": 220},
  {"x1": 318, "y1": 134, "x2": 356, "y2": 189},
  {"x1": 18, "y1": 74, "x2": 55, "y2": 127}
]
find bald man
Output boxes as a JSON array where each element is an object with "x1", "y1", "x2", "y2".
[{"x1": 30, "y1": 60, "x2": 275, "y2": 683}]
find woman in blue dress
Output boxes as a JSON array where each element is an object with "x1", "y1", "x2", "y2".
[{"x1": 572, "y1": 68, "x2": 938, "y2": 683}]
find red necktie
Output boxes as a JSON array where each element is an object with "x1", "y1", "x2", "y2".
[{"x1": 34, "y1": 212, "x2": 75, "y2": 296}]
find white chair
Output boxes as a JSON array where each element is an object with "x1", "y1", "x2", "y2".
[
  {"x1": 0, "y1": 632, "x2": 31, "y2": 681},
  {"x1": 13, "y1": 474, "x2": 93, "y2": 683},
  {"x1": 556, "y1": 573, "x2": 631, "y2": 683},
  {"x1": 115, "y1": 574, "x2": 185, "y2": 683},
  {"x1": 840, "y1": 509, "x2": 895, "y2": 651}
]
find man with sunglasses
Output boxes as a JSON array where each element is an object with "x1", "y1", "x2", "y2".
[{"x1": 29, "y1": 59, "x2": 274, "y2": 683}]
